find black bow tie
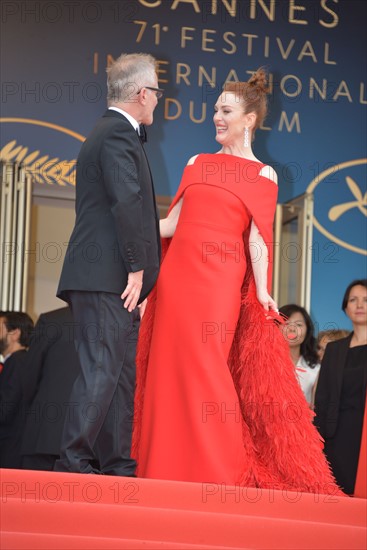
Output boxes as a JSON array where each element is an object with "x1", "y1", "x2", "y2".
[{"x1": 138, "y1": 124, "x2": 147, "y2": 143}]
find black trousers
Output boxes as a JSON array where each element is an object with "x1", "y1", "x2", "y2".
[
  {"x1": 54, "y1": 291, "x2": 140, "y2": 475},
  {"x1": 22, "y1": 454, "x2": 58, "y2": 471}
]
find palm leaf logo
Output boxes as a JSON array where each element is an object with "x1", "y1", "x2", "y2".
[{"x1": 0, "y1": 140, "x2": 76, "y2": 186}]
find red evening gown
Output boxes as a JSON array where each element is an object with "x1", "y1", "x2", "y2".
[{"x1": 133, "y1": 154, "x2": 342, "y2": 494}]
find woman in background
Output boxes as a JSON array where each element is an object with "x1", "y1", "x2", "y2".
[
  {"x1": 279, "y1": 304, "x2": 320, "y2": 407},
  {"x1": 314, "y1": 279, "x2": 367, "y2": 495},
  {"x1": 317, "y1": 329, "x2": 350, "y2": 363}
]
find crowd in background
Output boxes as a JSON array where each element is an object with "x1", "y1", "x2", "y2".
[{"x1": 0, "y1": 278, "x2": 366, "y2": 495}]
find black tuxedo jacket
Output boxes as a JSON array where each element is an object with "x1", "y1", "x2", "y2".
[
  {"x1": 57, "y1": 110, "x2": 160, "y2": 302},
  {"x1": 0, "y1": 349, "x2": 28, "y2": 467},
  {"x1": 21, "y1": 307, "x2": 81, "y2": 456},
  {"x1": 314, "y1": 333, "x2": 353, "y2": 439}
]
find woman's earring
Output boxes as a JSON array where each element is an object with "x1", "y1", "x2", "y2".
[{"x1": 244, "y1": 127, "x2": 249, "y2": 148}]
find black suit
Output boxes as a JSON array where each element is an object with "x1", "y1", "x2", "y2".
[
  {"x1": 55, "y1": 110, "x2": 160, "y2": 475},
  {"x1": 21, "y1": 308, "x2": 80, "y2": 470},
  {"x1": 58, "y1": 110, "x2": 160, "y2": 300},
  {"x1": 0, "y1": 349, "x2": 28, "y2": 468},
  {"x1": 314, "y1": 334, "x2": 353, "y2": 439},
  {"x1": 314, "y1": 334, "x2": 367, "y2": 494}
]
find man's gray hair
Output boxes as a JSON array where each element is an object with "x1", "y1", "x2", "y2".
[{"x1": 106, "y1": 53, "x2": 157, "y2": 104}]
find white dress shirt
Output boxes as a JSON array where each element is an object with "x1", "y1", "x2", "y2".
[{"x1": 108, "y1": 107, "x2": 139, "y2": 132}]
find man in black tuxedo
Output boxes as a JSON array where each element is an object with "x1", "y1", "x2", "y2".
[
  {"x1": 21, "y1": 307, "x2": 80, "y2": 471},
  {"x1": 0, "y1": 311, "x2": 34, "y2": 468},
  {"x1": 54, "y1": 53, "x2": 162, "y2": 475}
]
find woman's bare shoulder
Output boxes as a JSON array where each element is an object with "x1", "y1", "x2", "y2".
[
  {"x1": 187, "y1": 154, "x2": 200, "y2": 166},
  {"x1": 259, "y1": 164, "x2": 278, "y2": 185}
]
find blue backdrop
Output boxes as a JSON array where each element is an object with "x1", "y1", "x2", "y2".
[{"x1": 1, "y1": 0, "x2": 366, "y2": 329}]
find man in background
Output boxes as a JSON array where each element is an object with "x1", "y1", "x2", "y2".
[
  {"x1": 0, "y1": 310, "x2": 34, "y2": 468},
  {"x1": 21, "y1": 307, "x2": 80, "y2": 471}
]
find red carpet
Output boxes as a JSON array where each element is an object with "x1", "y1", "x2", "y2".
[{"x1": 1, "y1": 469, "x2": 366, "y2": 549}]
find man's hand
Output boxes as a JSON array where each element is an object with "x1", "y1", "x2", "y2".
[{"x1": 121, "y1": 270, "x2": 144, "y2": 312}]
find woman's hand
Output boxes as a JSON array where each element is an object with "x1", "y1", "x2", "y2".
[
  {"x1": 138, "y1": 298, "x2": 148, "y2": 319},
  {"x1": 256, "y1": 289, "x2": 278, "y2": 312},
  {"x1": 159, "y1": 198, "x2": 183, "y2": 238}
]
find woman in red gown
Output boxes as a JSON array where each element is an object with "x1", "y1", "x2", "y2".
[{"x1": 133, "y1": 70, "x2": 342, "y2": 494}]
